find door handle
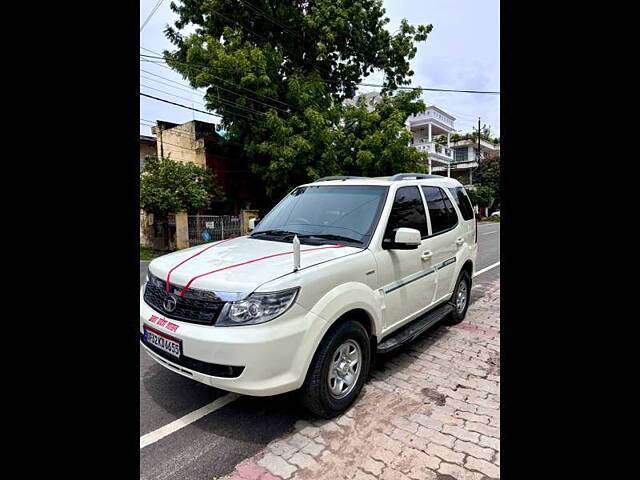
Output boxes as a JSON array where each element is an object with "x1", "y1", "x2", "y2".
[
  {"x1": 456, "y1": 237, "x2": 464, "y2": 246},
  {"x1": 421, "y1": 250, "x2": 433, "y2": 261}
]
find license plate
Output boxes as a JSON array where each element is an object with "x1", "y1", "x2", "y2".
[{"x1": 144, "y1": 326, "x2": 181, "y2": 359}]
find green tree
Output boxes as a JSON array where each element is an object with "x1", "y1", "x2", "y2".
[
  {"x1": 140, "y1": 156, "x2": 224, "y2": 214},
  {"x1": 468, "y1": 154, "x2": 500, "y2": 209},
  {"x1": 162, "y1": 0, "x2": 433, "y2": 198},
  {"x1": 450, "y1": 126, "x2": 499, "y2": 145}
]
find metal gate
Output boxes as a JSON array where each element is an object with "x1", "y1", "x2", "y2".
[{"x1": 188, "y1": 215, "x2": 241, "y2": 246}]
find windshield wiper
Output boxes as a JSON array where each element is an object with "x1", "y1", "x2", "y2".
[
  {"x1": 297, "y1": 234, "x2": 363, "y2": 245},
  {"x1": 252, "y1": 230, "x2": 362, "y2": 245},
  {"x1": 250, "y1": 229, "x2": 296, "y2": 238}
]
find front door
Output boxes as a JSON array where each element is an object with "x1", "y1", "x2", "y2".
[{"x1": 376, "y1": 186, "x2": 438, "y2": 332}]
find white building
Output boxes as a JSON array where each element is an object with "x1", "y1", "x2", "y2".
[
  {"x1": 449, "y1": 137, "x2": 500, "y2": 185},
  {"x1": 408, "y1": 106, "x2": 456, "y2": 176},
  {"x1": 408, "y1": 106, "x2": 499, "y2": 186},
  {"x1": 345, "y1": 94, "x2": 499, "y2": 186}
]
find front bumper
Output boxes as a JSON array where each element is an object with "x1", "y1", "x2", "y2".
[{"x1": 139, "y1": 289, "x2": 327, "y2": 396}]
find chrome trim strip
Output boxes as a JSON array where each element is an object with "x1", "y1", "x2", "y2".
[
  {"x1": 383, "y1": 256, "x2": 457, "y2": 294},
  {"x1": 434, "y1": 256, "x2": 457, "y2": 271},
  {"x1": 384, "y1": 268, "x2": 436, "y2": 294}
]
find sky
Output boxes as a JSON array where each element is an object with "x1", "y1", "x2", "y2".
[{"x1": 140, "y1": 0, "x2": 500, "y2": 138}]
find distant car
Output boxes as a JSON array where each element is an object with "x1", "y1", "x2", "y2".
[{"x1": 491, "y1": 210, "x2": 500, "y2": 217}]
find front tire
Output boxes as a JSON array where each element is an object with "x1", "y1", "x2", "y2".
[
  {"x1": 446, "y1": 270, "x2": 471, "y2": 325},
  {"x1": 299, "y1": 320, "x2": 371, "y2": 418}
]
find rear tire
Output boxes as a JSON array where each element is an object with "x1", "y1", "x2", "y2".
[
  {"x1": 446, "y1": 270, "x2": 471, "y2": 325},
  {"x1": 299, "y1": 320, "x2": 370, "y2": 418}
]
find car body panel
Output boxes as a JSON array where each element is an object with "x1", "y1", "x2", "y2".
[
  {"x1": 141, "y1": 175, "x2": 477, "y2": 396},
  {"x1": 148, "y1": 235, "x2": 361, "y2": 297}
]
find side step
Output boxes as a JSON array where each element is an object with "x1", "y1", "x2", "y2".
[{"x1": 377, "y1": 303, "x2": 453, "y2": 354}]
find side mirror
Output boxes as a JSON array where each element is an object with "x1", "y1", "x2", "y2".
[
  {"x1": 248, "y1": 217, "x2": 259, "y2": 231},
  {"x1": 384, "y1": 227, "x2": 421, "y2": 250}
]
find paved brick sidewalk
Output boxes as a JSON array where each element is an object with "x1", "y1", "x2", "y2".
[{"x1": 225, "y1": 281, "x2": 500, "y2": 480}]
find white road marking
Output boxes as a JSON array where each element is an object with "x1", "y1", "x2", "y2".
[
  {"x1": 481, "y1": 231, "x2": 498, "y2": 235},
  {"x1": 473, "y1": 261, "x2": 500, "y2": 278},
  {"x1": 140, "y1": 392, "x2": 241, "y2": 449}
]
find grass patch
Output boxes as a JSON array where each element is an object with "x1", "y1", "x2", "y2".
[{"x1": 140, "y1": 247, "x2": 166, "y2": 261}]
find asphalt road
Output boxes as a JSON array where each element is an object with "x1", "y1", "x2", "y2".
[{"x1": 139, "y1": 222, "x2": 500, "y2": 480}]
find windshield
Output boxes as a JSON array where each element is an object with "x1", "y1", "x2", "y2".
[{"x1": 251, "y1": 185, "x2": 389, "y2": 246}]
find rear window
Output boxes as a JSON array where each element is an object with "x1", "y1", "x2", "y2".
[
  {"x1": 448, "y1": 187, "x2": 475, "y2": 221},
  {"x1": 422, "y1": 186, "x2": 458, "y2": 234}
]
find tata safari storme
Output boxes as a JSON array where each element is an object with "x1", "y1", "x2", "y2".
[{"x1": 140, "y1": 173, "x2": 478, "y2": 417}]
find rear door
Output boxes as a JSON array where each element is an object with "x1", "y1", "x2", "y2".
[
  {"x1": 377, "y1": 185, "x2": 438, "y2": 331},
  {"x1": 448, "y1": 186, "x2": 476, "y2": 250},
  {"x1": 421, "y1": 186, "x2": 463, "y2": 301}
]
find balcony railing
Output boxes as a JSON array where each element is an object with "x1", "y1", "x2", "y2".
[{"x1": 413, "y1": 141, "x2": 452, "y2": 158}]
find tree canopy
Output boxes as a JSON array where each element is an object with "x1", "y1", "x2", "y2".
[
  {"x1": 467, "y1": 154, "x2": 500, "y2": 208},
  {"x1": 162, "y1": 0, "x2": 433, "y2": 197},
  {"x1": 140, "y1": 156, "x2": 224, "y2": 213},
  {"x1": 450, "y1": 125, "x2": 500, "y2": 145}
]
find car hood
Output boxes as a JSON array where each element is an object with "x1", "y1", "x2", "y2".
[{"x1": 148, "y1": 236, "x2": 362, "y2": 297}]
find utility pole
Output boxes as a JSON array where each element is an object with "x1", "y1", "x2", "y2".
[
  {"x1": 470, "y1": 117, "x2": 481, "y2": 186},
  {"x1": 158, "y1": 122, "x2": 164, "y2": 158},
  {"x1": 477, "y1": 117, "x2": 481, "y2": 164}
]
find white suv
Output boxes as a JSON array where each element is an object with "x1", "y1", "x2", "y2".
[{"x1": 140, "y1": 173, "x2": 478, "y2": 417}]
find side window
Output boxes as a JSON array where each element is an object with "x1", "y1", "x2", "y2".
[
  {"x1": 422, "y1": 186, "x2": 458, "y2": 235},
  {"x1": 384, "y1": 186, "x2": 429, "y2": 241},
  {"x1": 448, "y1": 187, "x2": 475, "y2": 221}
]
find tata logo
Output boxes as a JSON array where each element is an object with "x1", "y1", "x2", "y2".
[{"x1": 163, "y1": 294, "x2": 178, "y2": 313}]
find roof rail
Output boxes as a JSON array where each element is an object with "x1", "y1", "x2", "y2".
[
  {"x1": 314, "y1": 176, "x2": 368, "y2": 182},
  {"x1": 390, "y1": 173, "x2": 444, "y2": 181}
]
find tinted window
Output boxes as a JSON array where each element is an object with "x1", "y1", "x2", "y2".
[
  {"x1": 448, "y1": 187, "x2": 475, "y2": 221},
  {"x1": 384, "y1": 186, "x2": 429, "y2": 241},
  {"x1": 253, "y1": 185, "x2": 388, "y2": 245},
  {"x1": 422, "y1": 186, "x2": 458, "y2": 234}
]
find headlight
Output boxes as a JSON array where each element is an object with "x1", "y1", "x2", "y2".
[{"x1": 216, "y1": 287, "x2": 300, "y2": 326}]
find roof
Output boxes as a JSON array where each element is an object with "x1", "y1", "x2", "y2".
[
  {"x1": 139, "y1": 135, "x2": 156, "y2": 145},
  {"x1": 300, "y1": 174, "x2": 463, "y2": 188},
  {"x1": 451, "y1": 138, "x2": 500, "y2": 150}
]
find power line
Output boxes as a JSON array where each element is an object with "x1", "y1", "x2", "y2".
[
  {"x1": 141, "y1": 92, "x2": 263, "y2": 124},
  {"x1": 140, "y1": 72, "x2": 206, "y2": 96},
  {"x1": 140, "y1": 83, "x2": 270, "y2": 119},
  {"x1": 140, "y1": 53, "x2": 294, "y2": 112},
  {"x1": 357, "y1": 83, "x2": 499, "y2": 95},
  {"x1": 140, "y1": 0, "x2": 165, "y2": 32},
  {"x1": 140, "y1": 70, "x2": 275, "y2": 118},
  {"x1": 141, "y1": 83, "x2": 206, "y2": 106},
  {"x1": 141, "y1": 51, "x2": 498, "y2": 98},
  {"x1": 140, "y1": 57, "x2": 293, "y2": 115}
]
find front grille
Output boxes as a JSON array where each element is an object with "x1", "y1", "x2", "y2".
[
  {"x1": 140, "y1": 334, "x2": 244, "y2": 378},
  {"x1": 143, "y1": 273, "x2": 226, "y2": 325}
]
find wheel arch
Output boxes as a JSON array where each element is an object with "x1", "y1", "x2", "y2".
[{"x1": 461, "y1": 258, "x2": 473, "y2": 281}]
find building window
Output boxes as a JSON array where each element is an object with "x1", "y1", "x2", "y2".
[{"x1": 453, "y1": 147, "x2": 468, "y2": 163}]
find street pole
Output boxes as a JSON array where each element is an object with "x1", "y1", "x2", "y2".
[
  {"x1": 471, "y1": 117, "x2": 481, "y2": 186},
  {"x1": 477, "y1": 117, "x2": 481, "y2": 164}
]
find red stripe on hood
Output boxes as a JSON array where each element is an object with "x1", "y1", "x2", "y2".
[
  {"x1": 179, "y1": 245, "x2": 345, "y2": 297},
  {"x1": 166, "y1": 237, "x2": 236, "y2": 292}
]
